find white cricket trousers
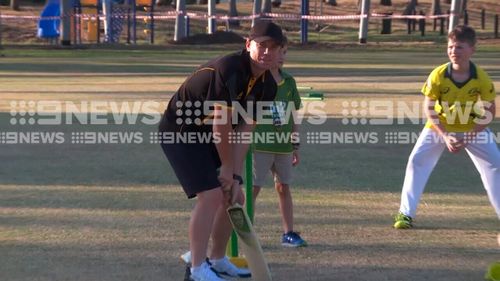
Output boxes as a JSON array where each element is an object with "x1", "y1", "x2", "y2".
[{"x1": 399, "y1": 127, "x2": 500, "y2": 219}]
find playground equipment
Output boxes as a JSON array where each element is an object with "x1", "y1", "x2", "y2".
[
  {"x1": 132, "y1": 0, "x2": 155, "y2": 44},
  {"x1": 37, "y1": 0, "x2": 61, "y2": 43},
  {"x1": 71, "y1": 0, "x2": 153, "y2": 44},
  {"x1": 74, "y1": 0, "x2": 100, "y2": 43},
  {"x1": 72, "y1": 0, "x2": 120, "y2": 43},
  {"x1": 298, "y1": 86, "x2": 324, "y2": 101}
]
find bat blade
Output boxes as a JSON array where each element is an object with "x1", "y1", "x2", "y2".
[{"x1": 227, "y1": 204, "x2": 272, "y2": 281}]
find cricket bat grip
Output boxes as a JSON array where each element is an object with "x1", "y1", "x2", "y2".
[{"x1": 223, "y1": 180, "x2": 241, "y2": 206}]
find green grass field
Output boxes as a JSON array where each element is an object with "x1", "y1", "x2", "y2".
[{"x1": 0, "y1": 45, "x2": 500, "y2": 281}]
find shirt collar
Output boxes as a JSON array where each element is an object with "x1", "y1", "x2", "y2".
[{"x1": 445, "y1": 61, "x2": 477, "y2": 79}]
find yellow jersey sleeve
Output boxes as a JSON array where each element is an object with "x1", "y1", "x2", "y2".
[
  {"x1": 421, "y1": 64, "x2": 446, "y2": 100},
  {"x1": 478, "y1": 67, "x2": 496, "y2": 102}
]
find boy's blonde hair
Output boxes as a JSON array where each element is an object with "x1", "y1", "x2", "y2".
[{"x1": 448, "y1": 25, "x2": 476, "y2": 46}]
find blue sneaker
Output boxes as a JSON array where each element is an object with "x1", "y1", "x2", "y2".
[{"x1": 282, "y1": 231, "x2": 307, "y2": 247}]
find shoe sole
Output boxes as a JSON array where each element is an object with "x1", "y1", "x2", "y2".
[
  {"x1": 393, "y1": 221, "x2": 412, "y2": 229},
  {"x1": 212, "y1": 269, "x2": 251, "y2": 279},
  {"x1": 281, "y1": 242, "x2": 307, "y2": 248}
]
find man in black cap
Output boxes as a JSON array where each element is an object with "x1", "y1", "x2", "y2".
[{"x1": 159, "y1": 21, "x2": 285, "y2": 281}]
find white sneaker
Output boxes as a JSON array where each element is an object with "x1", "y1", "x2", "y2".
[
  {"x1": 181, "y1": 251, "x2": 191, "y2": 264},
  {"x1": 209, "y1": 256, "x2": 251, "y2": 278},
  {"x1": 190, "y1": 262, "x2": 228, "y2": 281}
]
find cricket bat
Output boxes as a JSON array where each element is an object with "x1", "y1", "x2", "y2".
[{"x1": 227, "y1": 203, "x2": 272, "y2": 281}]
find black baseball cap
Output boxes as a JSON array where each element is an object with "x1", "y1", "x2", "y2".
[{"x1": 248, "y1": 21, "x2": 285, "y2": 45}]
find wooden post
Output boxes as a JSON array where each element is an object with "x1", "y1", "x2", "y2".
[
  {"x1": 412, "y1": 9, "x2": 416, "y2": 31},
  {"x1": 481, "y1": 9, "x2": 485, "y2": 30},
  {"x1": 61, "y1": 0, "x2": 72, "y2": 45},
  {"x1": 461, "y1": 0, "x2": 467, "y2": 14},
  {"x1": 440, "y1": 17, "x2": 445, "y2": 35},
  {"x1": 96, "y1": 12, "x2": 100, "y2": 43},
  {"x1": 419, "y1": 10, "x2": 425, "y2": 36},
  {"x1": 228, "y1": 0, "x2": 239, "y2": 27},
  {"x1": 0, "y1": 10, "x2": 2, "y2": 47},
  {"x1": 10, "y1": 0, "x2": 19, "y2": 11},
  {"x1": 407, "y1": 17, "x2": 412, "y2": 34},
  {"x1": 126, "y1": 0, "x2": 131, "y2": 44},
  {"x1": 381, "y1": 13, "x2": 392, "y2": 34},
  {"x1": 495, "y1": 14, "x2": 499, "y2": 39},
  {"x1": 252, "y1": 0, "x2": 262, "y2": 26},
  {"x1": 261, "y1": 0, "x2": 271, "y2": 13},
  {"x1": 431, "y1": 0, "x2": 441, "y2": 32}
]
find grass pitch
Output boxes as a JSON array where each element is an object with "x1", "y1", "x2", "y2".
[{"x1": 0, "y1": 45, "x2": 500, "y2": 281}]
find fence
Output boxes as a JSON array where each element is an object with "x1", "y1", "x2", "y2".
[{"x1": 0, "y1": 3, "x2": 499, "y2": 45}]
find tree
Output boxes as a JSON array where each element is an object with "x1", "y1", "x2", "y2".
[
  {"x1": 325, "y1": 0, "x2": 337, "y2": 6},
  {"x1": 403, "y1": 0, "x2": 417, "y2": 15},
  {"x1": 431, "y1": 0, "x2": 441, "y2": 15},
  {"x1": 10, "y1": 0, "x2": 19, "y2": 11},
  {"x1": 262, "y1": 0, "x2": 271, "y2": 13}
]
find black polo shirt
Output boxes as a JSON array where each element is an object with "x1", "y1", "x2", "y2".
[{"x1": 159, "y1": 49, "x2": 277, "y2": 133}]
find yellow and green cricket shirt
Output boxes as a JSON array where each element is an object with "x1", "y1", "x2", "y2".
[
  {"x1": 422, "y1": 62, "x2": 496, "y2": 132},
  {"x1": 253, "y1": 71, "x2": 302, "y2": 153}
]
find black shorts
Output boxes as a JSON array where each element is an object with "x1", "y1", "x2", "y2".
[{"x1": 161, "y1": 142, "x2": 221, "y2": 199}]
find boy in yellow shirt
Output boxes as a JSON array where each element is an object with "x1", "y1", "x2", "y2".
[{"x1": 394, "y1": 25, "x2": 499, "y2": 229}]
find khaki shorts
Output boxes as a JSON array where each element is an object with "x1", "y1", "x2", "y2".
[{"x1": 253, "y1": 151, "x2": 293, "y2": 187}]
